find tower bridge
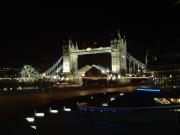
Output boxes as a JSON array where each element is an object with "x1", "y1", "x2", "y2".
[{"x1": 42, "y1": 30, "x2": 145, "y2": 83}]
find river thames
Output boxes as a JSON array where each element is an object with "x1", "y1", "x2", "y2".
[{"x1": 0, "y1": 86, "x2": 142, "y2": 134}]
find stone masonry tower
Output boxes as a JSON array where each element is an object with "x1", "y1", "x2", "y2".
[
  {"x1": 62, "y1": 38, "x2": 78, "y2": 74},
  {"x1": 111, "y1": 30, "x2": 127, "y2": 76}
]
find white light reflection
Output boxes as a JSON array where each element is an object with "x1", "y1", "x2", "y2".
[
  {"x1": 31, "y1": 126, "x2": 36, "y2": 130},
  {"x1": 26, "y1": 117, "x2": 34, "y2": 123},
  {"x1": 102, "y1": 103, "x2": 108, "y2": 106},
  {"x1": 63, "y1": 106, "x2": 71, "y2": 112},
  {"x1": 120, "y1": 93, "x2": 124, "y2": 96},
  {"x1": 34, "y1": 110, "x2": 44, "y2": 117},
  {"x1": 110, "y1": 97, "x2": 115, "y2": 101},
  {"x1": 49, "y1": 107, "x2": 58, "y2": 114}
]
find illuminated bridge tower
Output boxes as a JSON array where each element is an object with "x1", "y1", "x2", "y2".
[
  {"x1": 62, "y1": 39, "x2": 78, "y2": 74},
  {"x1": 111, "y1": 31, "x2": 127, "y2": 76}
]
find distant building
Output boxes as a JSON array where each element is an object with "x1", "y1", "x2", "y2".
[{"x1": 0, "y1": 67, "x2": 20, "y2": 78}]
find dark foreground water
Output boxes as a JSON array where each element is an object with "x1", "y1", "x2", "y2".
[{"x1": 1, "y1": 85, "x2": 180, "y2": 135}]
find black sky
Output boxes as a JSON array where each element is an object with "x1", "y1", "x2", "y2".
[{"x1": 2, "y1": 1, "x2": 180, "y2": 69}]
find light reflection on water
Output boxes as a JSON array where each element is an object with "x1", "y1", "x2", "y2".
[
  {"x1": 22, "y1": 85, "x2": 180, "y2": 134},
  {"x1": 0, "y1": 86, "x2": 39, "y2": 91},
  {"x1": 0, "y1": 85, "x2": 145, "y2": 115},
  {"x1": 51, "y1": 86, "x2": 138, "y2": 99},
  {"x1": 154, "y1": 98, "x2": 180, "y2": 104}
]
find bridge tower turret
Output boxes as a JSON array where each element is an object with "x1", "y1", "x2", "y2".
[
  {"x1": 111, "y1": 30, "x2": 127, "y2": 76},
  {"x1": 62, "y1": 40, "x2": 70, "y2": 73},
  {"x1": 69, "y1": 40, "x2": 78, "y2": 74},
  {"x1": 62, "y1": 38, "x2": 78, "y2": 74}
]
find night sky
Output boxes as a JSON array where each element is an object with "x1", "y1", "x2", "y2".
[{"x1": 2, "y1": 1, "x2": 180, "y2": 70}]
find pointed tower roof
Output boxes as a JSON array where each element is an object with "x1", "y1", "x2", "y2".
[
  {"x1": 68, "y1": 36, "x2": 72, "y2": 45},
  {"x1": 68, "y1": 36, "x2": 74, "y2": 49},
  {"x1": 123, "y1": 35, "x2": 127, "y2": 44},
  {"x1": 123, "y1": 35, "x2": 126, "y2": 39},
  {"x1": 75, "y1": 41, "x2": 78, "y2": 50},
  {"x1": 117, "y1": 29, "x2": 121, "y2": 39}
]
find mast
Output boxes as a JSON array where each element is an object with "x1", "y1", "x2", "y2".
[{"x1": 145, "y1": 48, "x2": 149, "y2": 72}]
